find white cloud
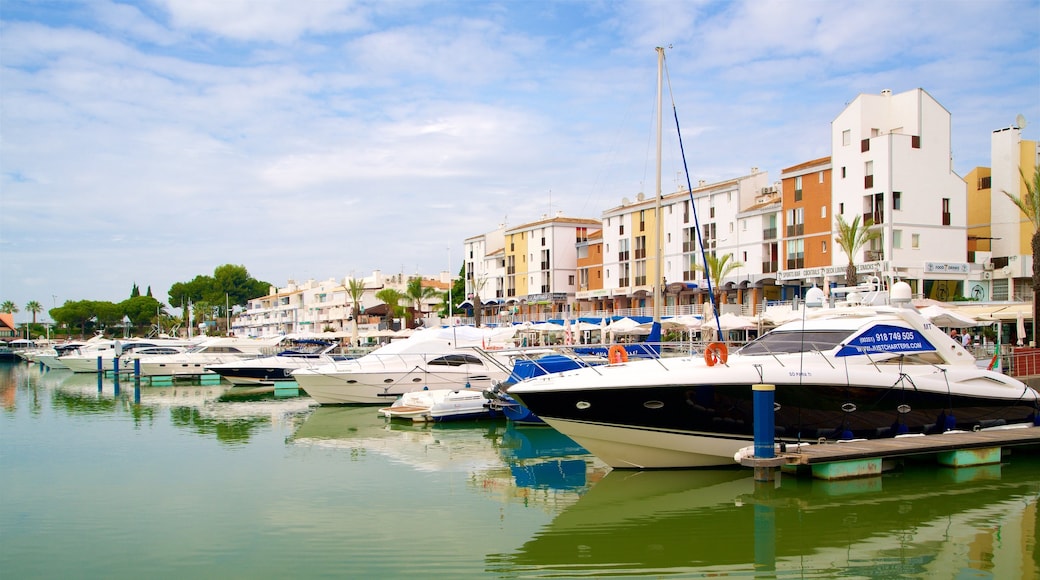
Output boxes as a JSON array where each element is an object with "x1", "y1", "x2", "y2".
[{"x1": 0, "y1": 0, "x2": 1037, "y2": 317}]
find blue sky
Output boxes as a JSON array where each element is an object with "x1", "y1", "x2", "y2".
[{"x1": 2, "y1": 0, "x2": 1038, "y2": 322}]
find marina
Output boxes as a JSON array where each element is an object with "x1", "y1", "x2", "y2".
[{"x1": 3, "y1": 360, "x2": 1040, "y2": 578}]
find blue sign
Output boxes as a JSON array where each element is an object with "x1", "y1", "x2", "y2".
[{"x1": 835, "y1": 324, "x2": 936, "y2": 357}]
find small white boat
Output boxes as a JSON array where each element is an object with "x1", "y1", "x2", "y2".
[{"x1": 379, "y1": 387, "x2": 501, "y2": 423}]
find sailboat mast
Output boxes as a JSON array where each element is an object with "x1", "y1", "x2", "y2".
[{"x1": 653, "y1": 47, "x2": 664, "y2": 322}]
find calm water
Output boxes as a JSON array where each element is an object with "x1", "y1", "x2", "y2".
[{"x1": 2, "y1": 362, "x2": 1038, "y2": 579}]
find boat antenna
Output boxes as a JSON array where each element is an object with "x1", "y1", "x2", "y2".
[{"x1": 664, "y1": 55, "x2": 723, "y2": 340}]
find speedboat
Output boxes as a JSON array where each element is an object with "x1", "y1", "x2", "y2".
[
  {"x1": 293, "y1": 326, "x2": 517, "y2": 405},
  {"x1": 206, "y1": 339, "x2": 342, "y2": 385},
  {"x1": 508, "y1": 282, "x2": 1040, "y2": 469},
  {"x1": 379, "y1": 387, "x2": 501, "y2": 422}
]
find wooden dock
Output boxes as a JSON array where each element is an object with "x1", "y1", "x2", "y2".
[{"x1": 740, "y1": 426, "x2": 1040, "y2": 481}]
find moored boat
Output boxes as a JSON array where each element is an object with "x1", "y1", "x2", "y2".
[
  {"x1": 206, "y1": 338, "x2": 342, "y2": 385},
  {"x1": 379, "y1": 386, "x2": 500, "y2": 422},
  {"x1": 293, "y1": 326, "x2": 517, "y2": 405},
  {"x1": 508, "y1": 282, "x2": 1040, "y2": 469}
]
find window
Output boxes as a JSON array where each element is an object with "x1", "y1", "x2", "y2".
[
  {"x1": 893, "y1": 191, "x2": 901, "y2": 210},
  {"x1": 619, "y1": 223, "x2": 624, "y2": 235},
  {"x1": 839, "y1": 202, "x2": 844, "y2": 214},
  {"x1": 821, "y1": 205, "x2": 827, "y2": 219},
  {"x1": 893, "y1": 229, "x2": 902, "y2": 249},
  {"x1": 912, "y1": 135, "x2": 921, "y2": 149},
  {"x1": 822, "y1": 240, "x2": 828, "y2": 253},
  {"x1": 941, "y1": 198, "x2": 951, "y2": 226},
  {"x1": 861, "y1": 138, "x2": 870, "y2": 152},
  {"x1": 841, "y1": 166, "x2": 846, "y2": 179},
  {"x1": 864, "y1": 160, "x2": 874, "y2": 189},
  {"x1": 568, "y1": 275, "x2": 575, "y2": 286},
  {"x1": 842, "y1": 130, "x2": 851, "y2": 146},
  {"x1": 912, "y1": 233, "x2": 920, "y2": 249},
  {"x1": 794, "y1": 175, "x2": 803, "y2": 201},
  {"x1": 819, "y1": 171, "x2": 825, "y2": 183}
]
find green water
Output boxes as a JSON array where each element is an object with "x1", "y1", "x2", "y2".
[{"x1": 2, "y1": 362, "x2": 1038, "y2": 578}]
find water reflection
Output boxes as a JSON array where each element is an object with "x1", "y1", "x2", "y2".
[
  {"x1": 290, "y1": 406, "x2": 608, "y2": 497},
  {"x1": 490, "y1": 460, "x2": 1040, "y2": 577},
  {"x1": 4, "y1": 364, "x2": 315, "y2": 445}
]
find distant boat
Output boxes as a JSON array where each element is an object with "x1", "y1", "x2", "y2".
[
  {"x1": 206, "y1": 339, "x2": 342, "y2": 385},
  {"x1": 59, "y1": 338, "x2": 193, "y2": 373},
  {"x1": 133, "y1": 336, "x2": 292, "y2": 378}
]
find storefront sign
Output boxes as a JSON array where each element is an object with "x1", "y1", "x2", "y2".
[{"x1": 924, "y1": 262, "x2": 969, "y2": 274}]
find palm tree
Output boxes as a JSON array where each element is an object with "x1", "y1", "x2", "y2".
[
  {"x1": 374, "y1": 288, "x2": 406, "y2": 330},
  {"x1": 834, "y1": 215, "x2": 882, "y2": 287},
  {"x1": 25, "y1": 300, "x2": 42, "y2": 324},
  {"x1": 404, "y1": 277, "x2": 437, "y2": 327},
  {"x1": 695, "y1": 253, "x2": 744, "y2": 316},
  {"x1": 347, "y1": 278, "x2": 365, "y2": 346},
  {"x1": 1003, "y1": 165, "x2": 1040, "y2": 344},
  {"x1": 1, "y1": 301, "x2": 18, "y2": 315}
]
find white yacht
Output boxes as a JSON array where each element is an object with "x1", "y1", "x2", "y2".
[
  {"x1": 132, "y1": 336, "x2": 291, "y2": 379},
  {"x1": 509, "y1": 282, "x2": 1040, "y2": 469},
  {"x1": 293, "y1": 326, "x2": 517, "y2": 405},
  {"x1": 59, "y1": 337, "x2": 194, "y2": 373}
]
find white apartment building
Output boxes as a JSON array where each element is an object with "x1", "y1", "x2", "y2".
[
  {"x1": 830, "y1": 88, "x2": 968, "y2": 300},
  {"x1": 233, "y1": 270, "x2": 451, "y2": 338},
  {"x1": 503, "y1": 213, "x2": 601, "y2": 319},
  {"x1": 599, "y1": 170, "x2": 772, "y2": 314},
  {"x1": 463, "y1": 225, "x2": 507, "y2": 308}
]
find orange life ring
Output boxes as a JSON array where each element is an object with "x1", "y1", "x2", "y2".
[
  {"x1": 704, "y1": 342, "x2": 728, "y2": 367},
  {"x1": 608, "y1": 344, "x2": 629, "y2": 364}
]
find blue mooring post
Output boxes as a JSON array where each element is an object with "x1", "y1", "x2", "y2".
[
  {"x1": 134, "y1": 358, "x2": 141, "y2": 379},
  {"x1": 752, "y1": 383, "x2": 776, "y2": 459},
  {"x1": 96, "y1": 355, "x2": 103, "y2": 373}
]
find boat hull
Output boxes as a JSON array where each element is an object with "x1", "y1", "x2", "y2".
[
  {"x1": 295, "y1": 368, "x2": 504, "y2": 405},
  {"x1": 511, "y1": 366, "x2": 1040, "y2": 468}
]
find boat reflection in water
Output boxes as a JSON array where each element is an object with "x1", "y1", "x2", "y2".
[
  {"x1": 290, "y1": 406, "x2": 606, "y2": 493},
  {"x1": 489, "y1": 459, "x2": 1040, "y2": 577}
]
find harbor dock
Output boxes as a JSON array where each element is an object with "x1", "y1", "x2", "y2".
[{"x1": 741, "y1": 426, "x2": 1040, "y2": 481}]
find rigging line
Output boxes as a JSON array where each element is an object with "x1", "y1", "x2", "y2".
[{"x1": 663, "y1": 54, "x2": 723, "y2": 341}]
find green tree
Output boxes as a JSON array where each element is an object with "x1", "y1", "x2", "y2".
[
  {"x1": 25, "y1": 300, "x2": 42, "y2": 324},
  {"x1": 130, "y1": 283, "x2": 141, "y2": 298},
  {"x1": 120, "y1": 295, "x2": 165, "y2": 334},
  {"x1": 695, "y1": 253, "x2": 744, "y2": 315},
  {"x1": 347, "y1": 278, "x2": 366, "y2": 345},
  {"x1": 834, "y1": 215, "x2": 882, "y2": 287},
  {"x1": 51, "y1": 300, "x2": 95, "y2": 337},
  {"x1": 404, "y1": 277, "x2": 438, "y2": 327},
  {"x1": 1003, "y1": 165, "x2": 1040, "y2": 344},
  {"x1": 436, "y1": 264, "x2": 466, "y2": 318},
  {"x1": 1, "y1": 301, "x2": 18, "y2": 315},
  {"x1": 375, "y1": 288, "x2": 406, "y2": 329},
  {"x1": 168, "y1": 264, "x2": 270, "y2": 329}
]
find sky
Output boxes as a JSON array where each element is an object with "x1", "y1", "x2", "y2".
[{"x1": 1, "y1": 0, "x2": 1038, "y2": 323}]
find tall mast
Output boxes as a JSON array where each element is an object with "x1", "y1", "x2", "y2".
[{"x1": 653, "y1": 46, "x2": 664, "y2": 322}]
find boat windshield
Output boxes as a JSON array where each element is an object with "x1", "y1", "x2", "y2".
[{"x1": 737, "y1": 330, "x2": 853, "y2": 356}]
